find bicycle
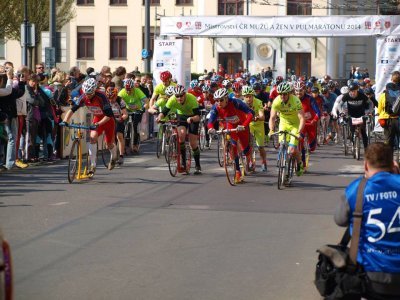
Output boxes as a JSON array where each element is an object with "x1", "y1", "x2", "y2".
[
  {"x1": 351, "y1": 116, "x2": 369, "y2": 161},
  {"x1": 298, "y1": 133, "x2": 310, "y2": 172},
  {"x1": 338, "y1": 114, "x2": 350, "y2": 156},
  {"x1": 198, "y1": 109, "x2": 208, "y2": 151},
  {"x1": 271, "y1": 116, "x2": 280, "y2": 149},
  {"x1": 124, "y1": 110, "x2": 143, "y2": 154},
  {"x1": 270, "y1": 130, "x2": 299, "y2": 190},
  {"x1": 165, "y1": 120, "x2": 192, "y2": 177},
  {"x1": 60, "y1": 122, "x2": 97, "y2": 183},
  {"x1": 0, "y1": 229, "x2": 13, "y2": 300},
  {"x1": 99, "y1": 133, "x2": 119, "y2": 168},
  {"x1": 317, "y1": 112, "x2": 329, "y2": 145}
]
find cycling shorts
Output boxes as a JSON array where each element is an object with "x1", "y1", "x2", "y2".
[
  {"x1": 115, "y1": 121, "x2": 125, "y2": 134},
  {"x1": 93, "y1": 116, "x2": 115, "y2": 144},
  {"x1": 249, "y1": 123, "x2": 265, "y2": 147},
  {"x1": 279, "y1": 122, "x2": 299, "y2": 147}
]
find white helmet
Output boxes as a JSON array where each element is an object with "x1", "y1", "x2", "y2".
[
  {"x1": 340, "y1": 86, "x2": 349, "y2": 94},
  {"x1": 82, "y1": 78, "x2": 97, "y2": 94},
  {"x1": 222, "y1": 79, "x2": 231, "y2": 87},
  {"x1": 213, "y1": 88, "x2": 229, "y2": 99},
  {"x1": 165, "y1": 85, "x2": 175, "y2": 97}
]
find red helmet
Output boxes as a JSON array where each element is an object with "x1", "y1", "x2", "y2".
[
  {"x1": 160, "y1": 70, "x2": 172, "y2": 82},
  {"x1": 276, "y1": 76, "x2": 284, "y2": 84},
  {"x1": 124, "y1": 78, "x2": 135, "y2": 90},
  {"x1": 233, "y1": 82, "x2": 242, "y2": 93},
  {"x1": 294, "y1": 81, "x2": 306, "y2": 91}
]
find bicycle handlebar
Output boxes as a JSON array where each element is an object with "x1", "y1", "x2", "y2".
[
  {"x1": 59, "y1": 122, "x2": 97, "y2": 130},
  {"x1": 216, "y1": 128, "x2": 239, "y2": 134},
  {"x1": 269, "y1": 130, "x2": 299, "y2": 140}
]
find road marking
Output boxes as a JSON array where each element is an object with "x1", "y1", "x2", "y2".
[
  {"x1": 338, "y1": 164, "x2": 364, "y2": 177},
  {"x1": 50, "y1": 202, "x2": 69, "y2": 206}
]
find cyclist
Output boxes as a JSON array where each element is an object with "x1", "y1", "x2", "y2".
[
  {"x1": 294, "y1": 81, "x2": 320, "y2": 166},
  {"x1": 156, "y1": 84, "x2": 202, "y2": 175},
  {"x1": 118, "y1": 78, "x2": 148, "y2": 153},
  {"x1": 62, "y1": 78, "x2": 117, "y2": 173},
  {"x1": 268, "y1": 82, "x2": 305, "y2": 176},
  {"x1": 269, "y1": 75, "x2": 284, "y2": 101},
  {"x1": 342, "y1": 82, "x2": 372, "y2": 150},
  {"x1": 242, "y1": 86, "x2": 268, "y2": 172},
  {"x1": 253, "y1": 82, "x2": 271, "y2": 140},
  {"x1": 321, "y1": 85, "x2": 338, "y2": 143},
  {"x1": 149, "y1": 70, "x2": 176, "y2": 109},
  {"x1": 207, "y1": 88, "x2": 254, "y2": 184},
  {"x1": 106, "y1": 85, "x2": 128, "y2": 165},
  {"x1": 230, "y1": 81, "x2": 243, "y2": 99}
]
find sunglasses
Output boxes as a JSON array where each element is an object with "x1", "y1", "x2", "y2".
[
  {"x1": 279, "y1": 93, "x2": 289, "y2": 96},
  {"x1": 215, "y1": 98, "x2": 226, "y2": 102},
  {"x1": 176, "y1": 94, "x2": 185, "y2": 98},
  {"x1": 36, "y1": 66, "x2": 44, "y2": 69}
]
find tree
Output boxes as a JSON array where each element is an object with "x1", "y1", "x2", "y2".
[{"x1": 0, "y1": 0, "x2": 75, "y2": 43}]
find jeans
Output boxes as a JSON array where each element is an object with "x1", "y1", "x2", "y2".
[{"x1": 5, "y1": 117, "x2": 18, "y2": 169}]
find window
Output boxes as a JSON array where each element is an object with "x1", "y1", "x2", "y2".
[
  {"x1": 110, "y1": 0, "x2": 127, "y2": 5},
  {"x1": 287, "y1": 0, "x2": 312, "y2": 16},
  {"x1": 77, "y1": 27, "x2": 94, "y2": 59},
  {"x1": 379, "y1": 1, "x2": 400, "y2": 15},
  {"x1": 77, "y1": 0, "x2": 94, "y2": 5},
  {"x1": 218, "y1": 0, "x2": 243, "y2": 15},
  {"x1": 176, "y1": 0, "x2": 193, "y2": 4},
  {"x1": 110, "y1": 27, "x2": 127, "y2": 60},
  {"x1": 142, "y1": 0, "x2": 160, "y2": 5},
  {"x1": 0, "y1": 38, "x2": 5, "y2": 59}
]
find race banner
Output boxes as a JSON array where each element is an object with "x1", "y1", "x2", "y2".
[
  {"x1": 152, "y1": 38, "x2": 191, "y2": 87},
  {"x1": 160, "y1": 15, "x2": 400, "y2": 37}
]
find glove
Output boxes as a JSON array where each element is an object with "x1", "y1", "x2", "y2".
[
  {"x1": 331, "y1": 112, "x2": 338, "y2": 119},
  {"x1": 208, "y1": 128, "x2": 216, "y2": 135},
  {"x1": 236, "y1": 125, "x2": 245, "y2": 132}
]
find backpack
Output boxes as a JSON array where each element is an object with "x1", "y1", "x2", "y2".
[{"x1": 385, "y1": 88, "x2": 400, "y2": 115}]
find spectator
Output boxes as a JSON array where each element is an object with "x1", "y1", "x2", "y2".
[
  {"x1": 377, "y1": 71, "x2": 400, "y2": 149},
  {"x1": 217, "y1": 64, "x2": 225, "y2": 77},
  {"x1": 0, "y1": 112, "x2": 8, "y2": 167},
  {"x1": 35, "y1": 63, "x2": 45, "y2": 75},
  {"x1": 363, "y1": 68, "x2": 370, "y2": 79},
  {"x1": 349, "y1": 65, "x2": 356, "y2": 80},
  {"x1": 335, "y1": 142, "x2": 400, "y2": 300},
  {"x1": 0, "y1": 65, "x2": 25, "y2": 170},
  {"x1": 112, "y1": 66, "x2": 126, "y2": 91},
  {"x1": 353, "y1": 67, "x2": 364, "y2": 80},
  {"x1": 265, "y1": 66, "x2": 273, "y2": 79}
]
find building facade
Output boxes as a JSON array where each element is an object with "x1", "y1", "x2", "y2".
[{"x1": 1, "y1": 0, "x2": 392, "y2": 80}]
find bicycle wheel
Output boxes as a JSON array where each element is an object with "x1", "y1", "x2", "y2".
[
  {"x1": 224, "y1": 139, "x2": 236, "y2": 186},
  {"x1": 217, "y1": 134, "x2": 224, "y2": 167},
  {"x1": 277, "y1": 146, "x2": 286, "y2": 190},
  {"x1": 272, "y1": 131, "x2": 280, "y2": 149},
  {"x1": 128, "y1": 122, "x2": 135, "y2": 153},
  {"x1": 167, "y1": 134, "x2": 178, "y2": 177},
  {"x1": 68, "y1": 140, "x2": 79, "y2": 183},
  {"x1": 286, "y1": 156, "x2": 296, "y2": 186},
  {"x1": 0, "y1": 238, "x2": 13, "y2": 300},
  {"x1": 304, "y1": 143, "x2": 310, "y2": 171},
  {"x1": 185, "y1": 144, "x2": 192, "y2": 174},
  {"x1": 342, "y1": 125, "x2": 349, "y2": 156},
  {"x1": 156, "y1": 126, "x2": 163, "y2": 158},
  {"x1": 355, "y1": 135, "x2": 361, "y2": 160},
  {"x1": 199, "y1": 124, "x2": 206, "y2": 151},
  {"x1": 101, "y1": 137, "x2": 111, "y2": 168}
]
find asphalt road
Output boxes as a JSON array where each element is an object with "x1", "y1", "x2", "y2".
[{"x1": 0, "y1": 139, "x2": 365, "y2": 300}]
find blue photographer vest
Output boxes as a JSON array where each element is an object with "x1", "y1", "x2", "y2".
[{"x1": 345, "y1": 172, "x2": 400, "y2": 273}]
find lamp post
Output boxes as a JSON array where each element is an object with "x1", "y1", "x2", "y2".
[
  {"x1": 22, "y1": 0, "x2": 29, "y2": 66},
  {"x1": 144, "y1": 0, "x2": 151, "y2": 73},
  {"x1": 49, "y1": 0, "x2": 56, "y2": 66},
  {"x1": 246, "y1": 0, "x2": 250, "y2": 71}
]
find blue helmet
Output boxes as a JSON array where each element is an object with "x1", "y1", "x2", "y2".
[
  {"x1": 190, "y1": 79, "x2": 199, "y2": 89},
  {"x1": 249, "y1": 77, "x2": 257, "y2": 86}
]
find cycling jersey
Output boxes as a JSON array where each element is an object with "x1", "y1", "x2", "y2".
[
  {"x1": 118, "y1": 88, "x2": 147, "y2": 112},
  {"x1": 208, "y1": 98, "x2": 254, "y2": 130},
  {"x1": 322, "y1": 92, "x2": 337, "y2": 114},
  {"x1": 110, "y1": 97, "x2": 127, "y2": 122},
  {"x1": 248, "y1": 97, "x2": 265, "y2": 147},
  {"x1": 299, "y1": 94, "x2": 320, "y2": 123},
  {"x1": 269, "y1": 85, "x2": 279, "y2": 100},
  {"x1": 163, "y1": 93, "x2": 199, "y2": 117},
  {"x1": 341, "y1": 92, "x2": 369, "y2": 118},
  {"x1": 153, "y1": 82, "x2": 177, "y2": 99},
  {"x1": 271, "y1": 94, "x2": 302, "y2": 127}
]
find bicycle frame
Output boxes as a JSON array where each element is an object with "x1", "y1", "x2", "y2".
[
  {"x1": 270, "y1": 130, "x2": 299, "y2": 189},
  {"x1": 0, "y1": 229, "x2": 13, "y2": 300}
]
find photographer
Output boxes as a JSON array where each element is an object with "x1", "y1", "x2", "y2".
[{"x1": 335, "y1": 142, "x2": 400, "y2": 300}]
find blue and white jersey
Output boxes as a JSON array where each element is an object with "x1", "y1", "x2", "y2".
[{"x1": 345, "y1": 172, "x2": 400, "y2": 273}]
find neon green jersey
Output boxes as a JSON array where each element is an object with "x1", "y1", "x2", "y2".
[
  {"x1": 248, "y1": 97, "x2": 264, "y2": 128},
  {"x1": 272, "y1": 94, "x2": 302, "y2": 127},
  {"x1": 166, "y1": 93, "x2": 198, "y2": 116},
  {"x1": 153, "y1": 82, "x2": 177, "y2": 100},
  {"x1": 118, "y1": 88, "x2": 147, "y2": 112}
]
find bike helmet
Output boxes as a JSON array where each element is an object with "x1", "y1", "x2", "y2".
[
  {"x1": 327, "y1": 80, "x2": 335, "y2": 89},
  {"x1": 202, "y1": 85, "x2": 211, "y2": 93},
  {"x1": 242, "y1": 85, "x2": 255, "y2": 95},
  {"x1": 364, "y1": 78, "x2": 371, "y2": 84},
  {"x1": 232, "y1": 82, "x2": 242, "y2": 93},
  {"x1": 173, "y1": 84, "x2": 185, "y2": 95},
  {"x1": 364, "y1": 87, "x2": 374, "y2": 95},
  {"x1": 165, "y1": 85, "x2": 175, "y2": 96},
  {"x1": 277, "y1": 82, "x2": 291, "y2": 94},
  {"x1": 305, "y1": 81, "x2": 314, "y2": 89},
  {"x1": 309, "y1": 76, "x2": 317, "y2": 83},
  {"x1": 124, "y1": 78, "x2": 135, "y2": 90},
  {"x1": 249, "y1": 77, "x2": 257, "y2": 86},
  {"x1": 222, "y1": 79, "x2": 231, "y2": 87},
  {"x1": 321, "y1": 86, "x2": 329, "y2": 94},
  {"x1": 252, "y1": 82, "x2": 262, "y2": 91},
  {"x1": 82, "y1": 78, "x2": 97, "y2": 94},
  {"x1": 340, "y1": 86, "x2": 349, "y2": 94},
  {"x1": 349, "y1": 82, "x2": 359, "y2": 91},
  {"x1": 213, "y1": 88, "x2": 229, "y2": 99},
  {"x1": 262, "y1": 78, "x2": 271, "y2": 85},
  {"x1": 311, "y1": 87, "x2": 319, "y2": 93},
  {"x1": 276, "y1": 75, "x2": 284, "y2": 84},
  {"x1": 347, "y1": 79, "x2": 354, "y2": 86},
  {"x1": 190, "y1": 79, "x2": 199, "y2": 89},
  {"x1": 290, "y1": 75, "x2": 297, "y2": 82},
  {"x1": 106, "y1": 86, "x2": 117, "y2": 99},
  {"x1": 160, "y1": 70, "x2": 172, "y2": 82},
  {"x1": 294, "y1": 81, "x2": 306, "y2": 91}
]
